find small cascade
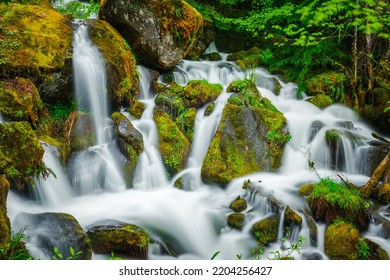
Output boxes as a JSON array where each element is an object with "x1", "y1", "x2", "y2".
[
  {"x1": 130, "y1": 66, "x2": 169, "y2": 190},
  {"x1": 32, "y1": 143, "x2": 73, "y2": 206},
  {"x1": 0, "y1": 113, "x2": 3, "y2": 123}
]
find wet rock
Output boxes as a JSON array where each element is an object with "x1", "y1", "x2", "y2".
[
  {"x1": 364, "y1": 238, "x2": 389, "y2": 260},
  {"x1": 299, "y1": 183, "x2": 315, "y2": 196},
  {"x1": 227, "y1": 213, "x2": 245, "y2": 230},
  {"x1": 375, "y1": 183, "x2": 390, "y2": 203},
  {"x1": 335, "y1": 121, "x2": 354, "y2": 130},
  {"x1": 99, "y1": 0, "x2": 203, "y2": 70},
  {"x1": 202, "y1": 52, "x2": 222, "y2": 61},
  {"x1": 252, "y1": 214, "x2": 279, "y2": 246},
  {"x1": 186, "y1": 21, "x2": 216, "y2": 60},
  {"x1": 229, "y1": 196, "x2": 247, "y2": 212},
  {"x1": 87, "y1": 223, "x2": 150, "y2": 259},
  {"x1": 324, "y1": 220, "x2": 360, "y2": 260},
  {"x1": 301, "y1": 252, "x2": 324, "y2": 260},
  {"x1": 88, "y1": 19, "x2": 139, "y2": 108},
  {"x1": 65, "y1": 111, "x2": 95, "y2": 154},
  {"x1": 0, "y1": 78, "x2": 43, "y2": 126},
  {"x1": 307, "y1": 94, "x2": 333, "y2": 109},
  {"x1": 0, "y1": 176, "x2": 11, "y2": 247},
  {"x1": 357, "y1": 146, "x2": 387, "y2": 176},
  {"x1": 303, "y1": 209, "x2": 318, "y2": 247},
  {"x1": 13, "y1": 212, "x2": 92, "y2": 260},
  {"x1": 305, "y1": 72, "x2": 346, "y2": 101},
  {"x1": 308, "y1": 120, "x2": 325, "y2": 143},
  {"x1": 284, "y1": 206, "x2": 302, "y2": 228}
]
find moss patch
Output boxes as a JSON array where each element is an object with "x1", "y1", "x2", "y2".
[
  {"x1": 252, "y1": 214, "x2": 279, "y2": 246},
  {"x1": 307, "y1": 94, "x2": 334, "y2": 109},
  {"x1": 227, "y1": 213, "x2": 245, "y2": 230},
  {"x1": 305, "y1": 72, "x2": 346, "y2": 103},
  {"x1": 229, "y1": 196, "x2": 247, "y2": 212},
  {"x1": 227, "y1": 47, "x2": 263, "y2": 70}
]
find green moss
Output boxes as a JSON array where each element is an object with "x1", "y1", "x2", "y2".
[
  {"x1": 0, "y1": 122, "x2": 45, "y2": 182},
  {"x1": 324, "y1": 220, "x2": 360, "y2": 260},
  {"x1": 229, "y1": 196, "x2": 247, "y2": 212},
  {"x1": 0, "y1": 3, "x2": 72, "y2": 77},
  {"x1": 181, "y1": 80, "x2": 222, "y2": 108},
  {"x1": 227, "y1": 47, "x2": 263, "y2": 70},
  {"x1": 88, "y1": 19, "x2": 139, "y2": 107},
  {"x1": 307, "y1": 94, "x2": 334, "y2": 109},
  {"x1": 307, "y1": 178, "x2": 371, "y2": 230},
  {"x1": 175, "y1": 107, "x2": 196, "y2": 141},
  {"x1": 0, "y1": 77, "x2": 43, "y2": 126},
  {"x1": 154, "y1": 109, "x2": 191, "y2": 174},
  {"x1": 252, "y1": 214, "x2": 279, "y2": 246},
  {"x1": 227, "y1": 212, "x2": 245, "y2": 230},
  {"x1": 0, "y1": 176, "x2": 11, "y2": 248},
  {"x1": 128, "y1": 100, "x2": 145, "y2": 119},
  {"x1": 298, "y1": 183, "x2": 315, "y2": 196},
  {"x1": 305, "y1": 72, "x2": 346, "y2": 103}
]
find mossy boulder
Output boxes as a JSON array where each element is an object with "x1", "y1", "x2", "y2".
[
  {"x1": 65, "y1": 111, "x2": 95, "y2": 154},
  {"x1": 305, "y1": 72, "x2": 346, "y2": 103},
  {"x1": 87, "y1": 223, "x2": 150, "y2": 258},
  {"x1": 186, "y1": 20, "x2": 216, "y2": 60},
  {"x1": 154, "y1": 109, "x2": 191, "y2": 174},
  {"x1": 0, "y1": 122, "x2": 45, "y2": 183},
  {"x1": 364, "y1": 238, "x2": 389, "y2": 260},
  {"x1": 181, "y1": 80, "x2": 222, "y2": 108},
  {"x1": 307, "y1": 94, "x2": 334, "y2": 109},
  {"x1": 13, "y1": 212, "x2": 92, "y2": 260},
  {"x1": 0, "y1": 176, "x2": 11, "y2": 247},
  {"x1": 128, "y1": 100, "x2": 145, "y2": 119},
  {"x1": 227, "y1": 212, "x2": 245, "y2": 230},
  {"x1": 0, "y1": 2, "x2": 73, "y2": 101},
  {"x1": 299, "y1": 183, "x2": 315, "y2": 196},
  {"x1": 0, "y1": 78, "x2": 43, "y2": 126},
  {"x1": 202, "y1": 52, "x2": 222, "y2": 61},
  {"x1": 111, "y1": 112, "x2": 144, "y2": 186},
  {"x1": 374, "y1": 183, "x2": 390, "y2": 203},
  {"x1": 229, "y1": 196, "x2": 247, "y2": 212},
  {"x1": 201, "y1": 79, "x2": 288, "y2": 187},
  {"x1": 99, "y1": 0, "x2": 203, "y2": 70},
  {"x1": 88, "y1": 19, "x2": 139, "y2": 108},
  {"x1": 251, "y1": 214, "x2": 279, "y2": 246},
  {"x1": 307, "y1": 178, "x2": 371, "y2": 231},
  {"x1": 324, "y1": 220, "x2": 360, "y2": 260},
  {"x1": 227, "y1": 47, "x2": 263, "y2": 70},
  {"x1": 284, "y1": 206, "x2": 302, "y2": 230}
]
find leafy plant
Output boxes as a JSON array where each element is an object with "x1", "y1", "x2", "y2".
[
  {"x1": 0, "y1": 227, "x2": 33, "y2": 260},
  {"x1": 51, "y1": 246, "x2": 83, "y2": 260},
  {"x1": 269, "y1": 236, "x2": 306, "y2": 260},
  {"x1": 106, "y1": 252, "x2": 123, "y2": 260}
]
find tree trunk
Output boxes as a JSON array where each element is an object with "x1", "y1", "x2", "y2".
[{"x1": 360, "y1": 150, "x2": 390, "y2": 198}]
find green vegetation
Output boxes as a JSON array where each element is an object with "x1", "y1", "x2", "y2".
[
  {"x1": 51, "y1": 246, "x2": 83, "y2": 260},
  {"x1": 0, "y1": 228, "x2": 32, "y2": 260},
  {"x1": 52, "y1": 0, "x2": 100, "y2": 19}
]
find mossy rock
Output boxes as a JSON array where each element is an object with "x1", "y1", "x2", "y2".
[
  {"x1": 227, "y1": 212, "x2": 245, "y2": 230},
  {"x1": 201, "y1": 79, "x2": 288, "y2": 187},
  {"x1": 87, "y1": 224, "x2": 150, "y2": 258},
  {"x1": 227, "y1": 47, "x2": 262, "y2": 70},
  {"x1": 307, "y1": 94, "x2": 334, "y2": 109},
  {"x1": 0, "y1": 78, "x2": 43, "y2": 126},
  {"x1": 284, "y1": 206, "x2": 302, "y2": 229},
  {"x1": 229, "y1": 196, "x2": 247, "y2": 212},
  {"x1": 0, "y1": 176, "x2": 11, "y2": 247},
  {"x1": 88, "y1": 19, "x2": 139, "y2": 108},
  {"x1": 364, "y1": 238, "x2": 389, "y2": 260},
  {"x1": 374, "y1": 183, "x2": 390, "y2": 203},
  {"x1": 13, "y1": 211, "x2": 92, "y2": 260},
  {"x1": 324, "y1": 220, "x2": 360, "y2": 260},
  {"x1": 65, "y1": 111, "x2": 96, "y2": 154},
  {"x1": 181, "y1": 80, "x2": 222, "y2": 108},
  {"x1": 175, "y1": 107, "x2": 196, "y2": 142},
  {"x1": 202, "y1": 52, "x2": 222, "y2": 61},
  {"x1": 0, "y1": 122, "x2": 45, "y2": 183},
  {"x1": 305, "y1": 72, "x2": 346, "y2": 103},
  {"x1": 111, "y1": 112, "x2": 143, "y2": 186},
  {"x1": 128, "y1": 99, "x2": 145, "y2": 119},
  {"x1": 299, "y1": 183, "x2": 315, "y2": 196},
  {"x1": 154, "y1": 109, "x2": 191, "y2": 174},
  {"x1": 251, "y1": 214, "x2": 279, "y2": 246},
  {"x1": 303, "y1": 209, "x2": 318, "y2": 247},
  {"x1": 307, "y1": 178, "x2": 371, "y2": 231},
  {"x1": 0, "y1": 2, "x2": 73, "y2": 101},
  {"x1": 186, "y1": 20, "x2": 216, "y2": 60}
]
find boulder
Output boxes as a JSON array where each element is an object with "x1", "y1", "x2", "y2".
[
  {"x1": 88, "y1": 19, "x2": 139, "y2": 108},
  {"x1": 201, "y1": 79, "x2": 288, "y2": 187},
  {"x1": 229, "y1": 196, "x2": 247, "y2": 212},
  {"x1": 0, "y1": 122, "x2": 45, "y2": 184},
  {"x1": 227, "y1": 47, "x2": 263, "y2": 70},
  {"x1": 227, "y1": 213, "x2": 245, "y2": 230},
  {"x1": 283, "y1": 206, "x2": 302, "y2": 233},
  {"x1": 87, "y1": 223, "x2": 150, "y2": 258},
  {"x1": 65, "y1": 111, "x2": 95, "y2": 153},
  {"x1": 99, "y1": 0, "x2": 203, "y2": 70},
  {"x1": 364, "y1": 238, "x2": 389, "y2": 260},
  {"x1": 307, "y1": 94, "x2": 334, "y2": 109},
  {"x1": 185, "y1": 21, "x2": 216, "y2": 60},
  {"x1": 0, "y1": 2, "x2": 73, "y2": 102},
  {"x1": 0, "y1": 78, "x2": 43, "y2": 126},
  {"x1": 251, "y1": 214, "x2": 279, "y2": 246},
  {"x1": 13, "y1": 212, "x2": 92, "y2": 260},
  {"x1": 305, "y1": 72, "x2": 346, "y2": 103}
]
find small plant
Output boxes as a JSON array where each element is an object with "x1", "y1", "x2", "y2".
[
  {"x1": 267, "y1": 130, "x2": 292, "y2": 146},
  {"x1": 356, "y1": 238, "x2": 371, "y2": 260},
  {"x1": 106, "y1": 252, "x2": 123, "y2": 260},
  {"x1": 0, "y1": 227, "x2": 33, "y2": 260},
  {"x1": 210, "y1": 251, "x2": 221, "y2": 260},
  {"x1": 269, "y1": 236, "x2": 306, "y2": 260},
  {"x1": 51, "y1": 246, "x2": 83, "y2": 260}
]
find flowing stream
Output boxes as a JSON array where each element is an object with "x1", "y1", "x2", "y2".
[{"x1": 6, "y1": 26, "x2": 390, "y2": 260}]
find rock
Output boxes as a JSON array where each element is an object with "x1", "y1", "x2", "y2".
[
  {"x1": 307, "y1": 94, "x2": 334, "y2": 109},
  {"x1": 229, "y1": 196, "x2": 247, "y2": 212},
  {"x1": 65, "y1": 111, "x2": 95, "y2": 153},
  {"x1": 0, "y1": 78, "x2": 43, "y2": 126},
  {"x1": 375, "y1": 183, "x2": 390, "y2": 203},
  {"x1": 227, "y1": 213, "x2": 245, "y2": 230},
  {"x1": 185, "y1": 21, "x2": 216, "y2": 60},
  {"x1": 0, "y1": 2, "x2": 73, "y2": 102},
  {"x1": 202, "y1": 52, "x2": 222, "y2": 61},
  {"x1": 13, "y1": 212, "x2": 92, "y2": 260},
  {"x1": 99, "y1": 0, "x2": 203, "y2": 70},
  {"x1": 308, "y1": 120, "x2": 325, "y2": 142},
  {"x1": 181, "y1": 80, "x2": 222, "y2": 108},
  {"x1": 0, "y1": 176, "x2": 11, "y2": 247},
  {"x1": 364, "y1": 238, "x2": 389, "y2": 260},
  {"x1": 0, "y1": 122, "x2": 45, "y2": 185},
  {"x1": 305, "y1": 72, "x2": 346, "y2": 101},
  {"x1": 303, "y1": 209, "x2": 318, "y2": 247},
  {"x1": 128, "y1": 100, "x2": 145, "y2": 119},
  {"x1": 88, "y1": 19, "x2": 139, "y2": 108},
  {"x1": 201, "y1": 79, "x2": 288, "y2": 187},
  {"x1": 307, "y1": 178, "x2": 371, "y2": 231},
  {"x1": 87, "y1": 223, "x2": 150, "y2": 258},
  {"x1": 252, "y1": 214, "x2": 279, "y2": 246},
  {"x1": 298, "y1": 183, "x2": 315, "y2": 196},
  {"x1": 324, "y1": 220, "x2": 360, "y2": 260},
  {"x1": 154, "y1": 109, "x2": 191, "y2": 174},
  {"x1": 111, "y1": 112, "x2": 144, "y2": 186},
  {"x1": 357, "y1": 146, "x2": 388, "y2": 176},
  {"x1": 284, "y1": 206, "x2": 302, "y2": 232},
  {"x1": 227, "y1": 47, "x2": 263, "y2": 70},
  {"x1": 335, "y1": 121, "x2": 354, "y2": 130}
]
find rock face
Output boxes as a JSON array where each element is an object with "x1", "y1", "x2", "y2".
[
  {"x1": 87, "y1": 223, "x2": 150, "y2": 258},
  {"x1": 13, "y1": 212, "x2": 92, "y2": 260},
  {"x1": 65, "y1": 111, "x2": 96, "y2": 154},
  {"x1": 0, "y1": 2, "x2": 73, "y2": 102},
  {"x1": 0, "y1": 177, "x2": 11, "y2": 248},
  {"x1": 99, "y1": 0, "x2": 203, "y2": 70},
  {"x1": 201, "y1": 79, "x2": 288, "y2": 187},
  {"x1": 88, "y1": 19, "x2": 139, "y2": 108}
]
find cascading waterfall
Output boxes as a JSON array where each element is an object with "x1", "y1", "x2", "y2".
[{"x1": 6, "y1": 42, "x2": 390, "y2": 260}]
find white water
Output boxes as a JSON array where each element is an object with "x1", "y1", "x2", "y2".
[{"x1": 7, "y1": 41, "x2": 390, "y2": 260}]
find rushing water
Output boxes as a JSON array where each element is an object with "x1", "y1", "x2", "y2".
[{"x1": 6, "y1": 33, "x2": 390, "y2": 260}]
